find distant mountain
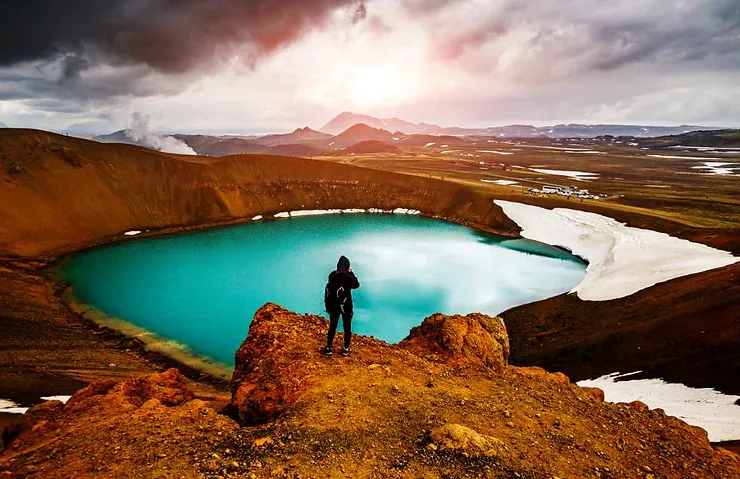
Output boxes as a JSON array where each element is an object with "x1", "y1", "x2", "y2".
[
  {"x1": 0, "y1": 121, "x2": 8, "y2": 128},
  {"x1": 321, "y1": 112, "x2": 437, "y2": 135},
  {"x1": 331, "y1": 123, "x2": 394, "y2": 148},
  {"x1": 175, "y1": 134, "x2": 328, "y2": 157},
  {"x1": 254, "y1": 127, "x2": 332, "y2": 147},
  {"x1": 94, "y1": 129, "x2": 140, "y2": 145},
  {"x1": 637, "y1": 129, "x2": 740, "y2": 149},
  {"x1": 319, "y1": 112, "x2": 715, "y2": 138}
]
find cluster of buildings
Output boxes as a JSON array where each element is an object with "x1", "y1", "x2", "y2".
[{"x1": 526, "y1": 186, "x2": 606, "y2": 200}]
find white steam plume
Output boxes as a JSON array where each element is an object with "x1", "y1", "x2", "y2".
[{"x1": 127, "y1": 113, "x2": 196, "y2": 155}]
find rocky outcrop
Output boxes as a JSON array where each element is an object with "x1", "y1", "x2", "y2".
[
  {"x1": 399, "y1": 312, "x2": 509, "y2": 371},
  {"x1": 65, "y1": 368, "x2": 194, "y2": 411},
  {"x1": 1, "y1": 369, "x2": 236, "y2": 478},
  {"x1": 229, "y1": 303, "x2": 333, "y2": 425},
  {"x1": 229, "y1": 304, "x2": 510, "y2": 425},
  {"x1": 4, "y1": 305, "x2": 740, "y2": 478}
]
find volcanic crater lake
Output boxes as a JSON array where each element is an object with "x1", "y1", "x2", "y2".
[{"x1": 61, "y1": 214, "x2": 587, "y2": 366}]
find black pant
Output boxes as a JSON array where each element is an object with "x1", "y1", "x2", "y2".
[{"x1": 327, "y1": 310, "x2": 352, "y2": 349}]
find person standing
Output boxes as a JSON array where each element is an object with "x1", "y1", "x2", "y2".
[{"x1": 322, "y1": 255, "x2": 360, "y2": 357}]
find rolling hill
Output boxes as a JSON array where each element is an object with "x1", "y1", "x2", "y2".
[
  {"x1": 252, "y1": 127, "x2": 332, "y2": 147},
  {"x1": 639, "y1": 129, "x2": 740, "y2": 148},
  {"x1": 330, "y1": 123, "x2": 395, "y2": 148},
  {"x1": 340, "y1": 139, "x2": 401, "y2": 154}
]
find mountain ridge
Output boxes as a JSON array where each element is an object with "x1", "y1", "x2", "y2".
[{"x1": 320, "y1": 112, "x2": 716, "y2": 138}]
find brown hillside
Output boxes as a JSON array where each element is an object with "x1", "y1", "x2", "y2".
[
  {"x1": 341, "y1": 139, "x2": 400, "y2": 154},
  {"x1": 0, "y1": 129, "x2": 518, "y2": 259},
  {"x1": 503, "y1": 262, "x2": 740, "y2": 394}
]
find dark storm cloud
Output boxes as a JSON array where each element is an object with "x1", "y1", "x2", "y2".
[
  {"x1": 412, "y1": 0, "x2": 740, "y2": 76},
  {"x1": 0, "y1": 0, "x2": 361, "y2": 74}
]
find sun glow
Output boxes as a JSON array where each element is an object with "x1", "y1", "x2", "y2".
[{"x1": 347, "y1": 67, "x2": 414, "y2": 109}]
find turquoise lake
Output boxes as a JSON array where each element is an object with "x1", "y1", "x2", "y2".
[{"x1": 61, "y1": 214, "x2": 587, "y2": 366}]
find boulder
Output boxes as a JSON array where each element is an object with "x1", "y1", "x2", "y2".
[
  {"x1": 429, "y1": 424, "x2": 503, "y2": 457},
  {"x1": 399, "y1": 312, "x2": 509, "y2": 371},
  {"x1": 229, "y1": 303, "x2": 328, "y2": 425},
  {"x1": 66, "y1": 368, "x2": 193, "y2": 411}
]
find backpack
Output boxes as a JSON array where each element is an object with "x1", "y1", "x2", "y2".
[{"x1": 324, "y1": 281, "x2": 349, "y2": 313}]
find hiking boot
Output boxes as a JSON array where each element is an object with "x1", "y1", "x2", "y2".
[
  {"x1": 321, "y1": 346, "x2": 333, "y2": 356},
  {"x1": 340, "y1": 347, "x2": 351, "y2": 357}
]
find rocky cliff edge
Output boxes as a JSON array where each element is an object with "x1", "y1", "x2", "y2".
[{"x1": 2, "y1": 303, "x2": 739, "y2": 478}]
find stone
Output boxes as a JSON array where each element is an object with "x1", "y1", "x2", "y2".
[
  {"x1": 399, "y1": 312, "x2": 510, "y2": 371},
  {"x1": 253, "y1": 437, "x2": 274, "y2": 447},
  {"x1": 429, "y1": 424, "x2": 503, "y2": 457}
]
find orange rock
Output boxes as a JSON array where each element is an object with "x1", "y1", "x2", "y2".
[{"x1": 399, "y1": 312, "x2": 509, "y2": 371}]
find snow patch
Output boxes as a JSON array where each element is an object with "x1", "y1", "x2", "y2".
[
  {"x1": 478, "y1": 150, "x2": 514, "y2": 155},
  {"x1": 482, "y1": 179, "x2": 519, "y2": 186},
  {"x1": 273, "y1": 208, "x2": 418, "y2": 218},
  {"x1": 670, "y1": 145, "x2": 740, "y2": 152},
  {"x1": 40, "y1": 395, "x2": 72, "y2": 403},
  {"x1": 648, "y1": 155, "x2": 722, "y2": 160},
  {"x1": 251, "y1": 215, "x2": 263, "y2": 221},
  {"x1": 577, "y1": 373, "x2": 740, "y2": 442},
  {"x1": 529, "y1": 168, "x2": 599, "y2": 180},
  {"x1": 518, "y1": 145, "x2": 591, "y2": 151},
  {"x1": 494, "y1": 200, "x2": 738, "y2": 301},
  {"x1": 690, "y1": 162, "x2": 739, "y2": 175},
  {"x1": 124, "y1": 230, "x2": 142, "y2": 236},
  {"x1": 0, "y1": 398, "x2": 29, "y2": 414},
  {"x1": 424, "y1": 142, "x2": 435, "y2": 147},
  {"x1": 289, "y1": 209, "x2": 342, "y2": 217},
  {"x1": 392, "y1": 208, "x2": 421, "y2": 215}
]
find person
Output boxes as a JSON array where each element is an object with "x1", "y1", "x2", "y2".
[{"x1": 322, "y1": 255, "x2": 360, "y2": 357}]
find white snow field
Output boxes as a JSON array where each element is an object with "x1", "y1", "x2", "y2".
[
  {"x1": 0, "y1": 398, "x2": 28, "y2": 414},
  {"x1": 691, "y1": 162, "x2": 739, "y2": 175},
  {"x1": 648, "y1": 154, "x2": 722, "y2": 160},
  {"x1": 529, "y1": 168, "x2": 599, "y2": 180},
  {"x1": 0, "y1": 395, "x2": 71, "y2": 415},
  {"x1": 482, "y1": 179, "x2": 519, "y2": 186},
  {"x1": 124, "y1": 230, "x2": 142, "y2": 236},
  {"x1": 577, "y1": 373, "x2": 740, "y2": 442},
  {"x1": 494, "y1": 200, "x2": 738, "y2": 301},
  {"x1": 478, "y1": 150, "x2": 515, "y2": 155},
  {"x1": 272, "y1": 208, "x2": 421, "y2": 219}
]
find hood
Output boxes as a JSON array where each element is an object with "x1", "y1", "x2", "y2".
[{"x1": 337, "y1": 255, "x2": 350, "y2": 273}]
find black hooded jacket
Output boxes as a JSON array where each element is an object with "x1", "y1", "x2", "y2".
[{"x1": 326, "y1": 255, "x2": 360, "y2": 314}]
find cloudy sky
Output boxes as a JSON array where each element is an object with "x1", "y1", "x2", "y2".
[{"x1": 1, "y1": 0, "x2": 739, "y2": 134}]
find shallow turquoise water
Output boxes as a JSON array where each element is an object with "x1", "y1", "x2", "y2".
[{"x1": 61, "y1": 214, "x2": 586, "y2": 366}]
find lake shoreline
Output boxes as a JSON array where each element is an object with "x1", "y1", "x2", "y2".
[
  {"x1": 0, "y1": 208, "x2": 521, "y2": 406},
  {"x1": 52, "y1": 210, "x2": 585, "y2": 380}
]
